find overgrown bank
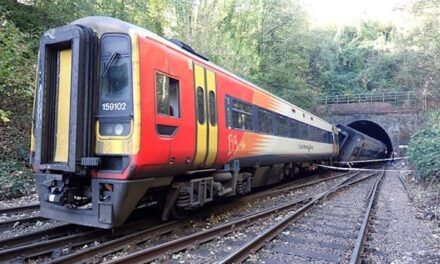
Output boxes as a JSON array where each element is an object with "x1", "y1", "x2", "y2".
[
  {"x1": 0, "y1": 2, "x2": 37, "y2": 199},
  {"x1": 408, "y1": 111, "x2": 440, "y2": 181}
]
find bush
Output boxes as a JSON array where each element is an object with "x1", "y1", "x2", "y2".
[
  {"x1": 0, "y1": 14, "x2": 36, "y2": 200},
  {"x1": 408, "y1": 111, "x2": 440, "y2": 180},
  {"x1": 0, "y1": 16, "x2": 36, "y2": 100},
  {"x1": 0, "y1": 161, "x2": 34, "y2": 200}
]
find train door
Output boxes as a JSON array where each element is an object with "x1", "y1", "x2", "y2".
[
  {"x1": 193, "y1": 63, "x2": 218, "y2": 168},
  {"x1": 32, "y1": 25, "x2": 97, "y2": 173}
]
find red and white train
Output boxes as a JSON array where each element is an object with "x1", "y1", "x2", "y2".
[{"x1": 31, "y1": 17, "x2": 347, "y2": 228}]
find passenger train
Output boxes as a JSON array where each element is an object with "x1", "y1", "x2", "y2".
[{"x1": 30, "y1": 17, "x2": 385, "y2": 228}]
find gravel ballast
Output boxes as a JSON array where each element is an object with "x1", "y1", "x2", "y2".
[{"x1": 365, "y1": 169, "x2": 440, "y2": 263}]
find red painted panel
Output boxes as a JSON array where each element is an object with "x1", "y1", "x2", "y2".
[
  {"x1": 137, "y1": 38, "x2": 171, "y2": 166},
  {"x1": 165, "y1": 47, "x2": 196, "y2": 167},
  {"x1": 129, "y1": 37, "x2": 197, "y2": 177}
]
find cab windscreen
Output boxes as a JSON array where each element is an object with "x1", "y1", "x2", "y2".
[{"x1": 98, "y1": 33, "x2": 132, "y2": 136}]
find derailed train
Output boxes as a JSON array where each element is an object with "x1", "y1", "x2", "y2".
[{"x1": 30, "y1": 17, "x2": 388, "y2": 228}]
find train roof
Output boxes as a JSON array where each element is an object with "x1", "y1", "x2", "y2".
[{"x1": 70, "y1": 16, "x2": 332, "y2": 128}]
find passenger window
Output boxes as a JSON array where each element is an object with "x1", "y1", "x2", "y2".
[
  {"x1": 231, "y1": 99, "x2": 253, "y2": 131},
  {"x1": 155, "y1": 73, "x2": 180, "y2": 117},
  {"x1": 258, "y1": 108, "x2": 273, "y2": 134},
  {"x1": 300, "y1": 123, "x2": 309, "y2": 140},
  {"x1": 276, "y1": 115, "x2": 289, "y2": 137},
  {"x1": 310, "y1": 126, "x2": 317, "y2": 141},
  {"x1": 290, "y1": 119, "x2": 300, "y2": 138},
  {"x1": 197, "y1": 87, "x2": 205, "y2": 124},
  {"x1": 209, "y1": 91, "x2": 216, "y2": 126}
]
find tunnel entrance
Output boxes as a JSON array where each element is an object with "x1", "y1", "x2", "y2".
[{"x1": 347, "y1": 120, "x2": 393, "y2": 157}]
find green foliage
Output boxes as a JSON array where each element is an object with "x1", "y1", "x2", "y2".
[
  {"x1": 168, "y1": 0, "x2": 262, "y2": 80},
  {"x1": 0, "y1": 109, "x2": 11, "y2": 123},
  {"x1": 253, "y1": 0, "x2": 312, "y2": 107},
  {"x1": 31, "y1": 0, "x2": 167, "y2": 35},
  {"x1": 0, "y1": 161, "x2": 33, "y2": 200},
  {"x1": 408, "y1": 111, "x2": 440, "y2": 180},
  {"x1": 308, "y1": 21, "x2": 399, "y2": 96},
  {"x1": 0, "y1": 16, "x2": 35, "y2": 100},
  {"x1": 396, "y1": 0, "x2": 440, "y2": 100}
]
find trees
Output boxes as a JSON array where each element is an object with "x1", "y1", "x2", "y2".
[
  {"x1": 0, "y1": 16, "x2": 35, "y2": 122},
  {"x1": 253, "y1": 0, "x2": 312, "y2": 107},
  {"x1": 308, "y1": 22, "x2": 400, "y2": 96},
  {"x1": 398, "y1": 0, "x2": 440, "y2": 101}
]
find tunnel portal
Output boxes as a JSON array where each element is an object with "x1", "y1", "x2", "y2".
[{"x1": 347, "y1": 120, "x2": 393, "y2": 157}]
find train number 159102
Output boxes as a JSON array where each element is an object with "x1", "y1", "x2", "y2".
[{"x1": 102, "y1": 102, "x2": 127, "y2": 111}]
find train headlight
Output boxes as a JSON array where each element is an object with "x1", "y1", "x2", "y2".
[
  {"x1": 99, "y1": 121, "x2": 131, "y2": 137},
  {"x1": 104, "y1": 124, "x2": 114, "y2": 135},
  {"x1": 114, "y1": 124, "x2": 124, "y2": 135}
]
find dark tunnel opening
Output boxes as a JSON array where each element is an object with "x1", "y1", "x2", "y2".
[{"x1": 347, "y1": 120, "x2": 393, "y2": 157}]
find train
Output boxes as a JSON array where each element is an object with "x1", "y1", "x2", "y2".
[
  {"x1": 337, "y1": 124, "x2": 388, "y2": 163},
  {"x1": 30, "y1": 16, "x2": 387, "y2": 228}
]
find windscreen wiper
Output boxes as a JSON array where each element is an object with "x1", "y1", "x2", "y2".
[{"x1": 101, "y1": 52, "x2": 120, "y2": 78}]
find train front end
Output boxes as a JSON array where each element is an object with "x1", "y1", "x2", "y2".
[{"x1": 30, "y1": 19, "x2": 148, "y2": 228}]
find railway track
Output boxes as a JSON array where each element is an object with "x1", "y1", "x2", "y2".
[
  {"x1": 0, "y1": 215, "x2": 48, "y2": 230},
  {"x1": 0, "y1": 171, "x2": 353, "y2": 263},
  {"x1": 220, "y1": 169, "x2": 383, "y2": 264},
  {"x1": 397, "y1": 173, "x2": 414, "y2": 202},
  {"x1": 221, "y1": 170, "x2": 384, "y2": 264},
  {"x1": 0, "y1": 204, "x2": 39, "y2": 215},
  {"x1": 98, "y1": 170, "x2": 377, "y2": 263},
  {"x1": 0, "y1": 171, "x2": 343, "y2": 232},
  {"x1": 0, "y1": 204, "x2": 45, "y2": 231}
]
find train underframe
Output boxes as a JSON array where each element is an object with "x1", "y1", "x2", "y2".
[{"x1": 35, "y1": 159, "x2": 327, "y2": 229}]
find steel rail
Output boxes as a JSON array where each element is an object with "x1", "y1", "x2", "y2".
[
  {"x1": 0, "y1": 223, "x2": 79, "y2": 249},
  {"x1": 0, "y1": 218, "x2": 165, "y2": 263},
  {"x1": 0, "y1": 226, "x2": 105, "y2": 261},
  {"x1": 0, "y1": 204, "x2": 39, "y2": 215},
  {"x1": 46, "y1": 220, "x2": 179, "y2": 264},
  {"x1": 104, "y1": 171, "x2": 371, "y2": 264},
  {"x1": 397, "y1": 173, "x2": 414, "y2": 202},
  {"x1": 349, "y1": 169, "x2": 384, "y2": 263},
  {"x1": 43, "y1": 171, "x2": 352, "y2": 264},
  {"x1": 218, "y1": 171, "x2": 380, "y2": 264},
  {"x1": 0, "y1": 171, "x2": 351, "y2": 264},
  {"x1": 0, "y1": 216, "x2": 47, "y2": 230}
]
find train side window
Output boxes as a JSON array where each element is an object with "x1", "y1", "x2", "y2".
[
  {"x1": 328, "y1": 132, "x2": 333, "y2": 143},
  {"x1": 290, "y1": 119, "x2": 300, "y2": 138},
  {"x1": 208, "y1": 91, "x2": 216, "y2": 126},
  {"x1": 324, "y1": 130, "x2": 331, "y2": 143},
  {"x1": 311, "y1": 127, "x2": 318, "y2": 142},
  {"x1": 308, "y1": 126, "x2": 315, "y2": 141},
  {"x1": 155, "y1": 73, "x2": 180, "y2": 117},
  {"x1": 197, "y1": 87, "x2": 205, "y2": 124},
  {"x1": 231, "y1": 100, "x2": 253, "y2": 131},
  {"x1": 275, "y1": 114, "x2": 289, "y2": 137},
  {"x1": 301, "y1": 123, "x2": 309, "y2": 140},
  {"x1": 258, "y1": 108, "x2": 273, "y2": 134}
]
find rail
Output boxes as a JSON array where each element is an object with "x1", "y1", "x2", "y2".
[{"x1": 107, "y1": 171, "x2": 372, "y2": 263}]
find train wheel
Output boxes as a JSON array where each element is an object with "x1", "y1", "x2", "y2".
[{"x1": 171, "y1": 205, "x2": 189, "y2": 219}]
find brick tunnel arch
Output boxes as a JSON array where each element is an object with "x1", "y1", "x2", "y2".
[{"x1": 347, "y1": 120, "x2": 393, "y2": 157}]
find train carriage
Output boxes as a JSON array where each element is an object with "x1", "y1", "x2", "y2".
[
  {"x1": 30, "y1": 16, "x2": 338, "y2": 228},
  {"x1": 337, "y1": 124, "x2": 388, "y2": 163}
]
